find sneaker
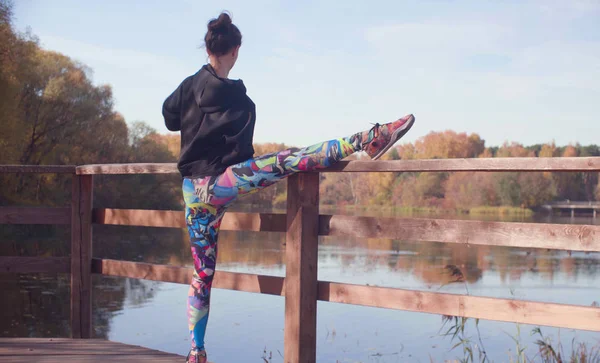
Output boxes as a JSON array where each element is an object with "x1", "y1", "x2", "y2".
[
  {"x1": 362, "y1": 114, "x2": 415, "y2": 160},
  {"x1": 186, "y1": 350, "x2": 207, "y2": 363}
]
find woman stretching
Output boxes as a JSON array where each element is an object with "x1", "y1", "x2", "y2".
[{"x1": 163, "y1": 12, "x2": 415, "y2": 363}]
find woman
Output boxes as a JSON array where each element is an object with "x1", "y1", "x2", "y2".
[{"x1": 163, "y1": 12, "x2": 415, "y2": 363}]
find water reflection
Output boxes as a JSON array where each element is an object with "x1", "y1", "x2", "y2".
[{"x1": 1, "y1": 211, "x2": 599, "y2": 361}]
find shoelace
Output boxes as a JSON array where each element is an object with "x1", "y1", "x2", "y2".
[{"x1": 362, "y1": 123, "x2": 381, "y2": 148}]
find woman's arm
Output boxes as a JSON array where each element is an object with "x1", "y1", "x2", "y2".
[{"x1": 163, "y1": 84, "x2": 183, "y2": 131}]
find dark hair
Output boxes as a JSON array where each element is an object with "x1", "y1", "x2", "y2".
[{"x1": 204, "y1": 12, "x2": 242, "y2": 56}]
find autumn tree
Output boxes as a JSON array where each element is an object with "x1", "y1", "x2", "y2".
[
  {"x1": 539, "y1": 142, "x2": 559, "y2": 158},
  {"x1": 413, "y1": 130, "x2": 485, "y2": 159},
  {"x1": 444, "y1": 173, "x2": 497, "y2": 209},
  {"x1": 496, "y1": 142, "x2": 534, "y2": 158}
]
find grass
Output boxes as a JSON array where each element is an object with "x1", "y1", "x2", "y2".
[
  {"x1": 321, "y1": 204, "x2": 535, "y2": 217},
  {"x1": 438, "y1": 318, "x2": 600, "y2": 363},
  {"x1": 469, "y1": 206, "x2": 534, "y2": 217},
  {"x1": 233, "y1": 201, "x2": 536, "y2": 218},
  {"x1": 436, "y1": 264, "x2": 599, "y2": 363},
  {"x1": 260, "y1": 319, "x2": 599, "y2": 363}
]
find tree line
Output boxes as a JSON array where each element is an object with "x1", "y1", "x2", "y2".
[{"x1": 2, "y1": 0, "x2": 598, "y2": 216}]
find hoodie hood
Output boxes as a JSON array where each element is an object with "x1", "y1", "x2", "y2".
[{"x1": 193, "y1": 64, "x2": 248, "y2": 113}]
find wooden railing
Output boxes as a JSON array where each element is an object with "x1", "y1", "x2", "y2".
[{"x1": 2, "y1": 158, "x2": 600, "y2": 363}]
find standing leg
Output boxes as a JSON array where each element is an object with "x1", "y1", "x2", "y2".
[
  {"x1": 182, "y1": 113, "x2": 415, "y2": 360},
  {"x1": 183, "y1": 178, "x2": 225, "y2": 362}
]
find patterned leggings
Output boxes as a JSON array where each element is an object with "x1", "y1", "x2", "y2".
[{"x1": 182, "y1": 133, "x2": 362, "y2": 352}]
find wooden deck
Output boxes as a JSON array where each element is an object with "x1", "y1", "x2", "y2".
[
  {"x1": 0, "y1": 338, "x2": 185, "y2": 362},
  {"x1": 3, "y1": 160, "x2": 600, "y2": 363}
]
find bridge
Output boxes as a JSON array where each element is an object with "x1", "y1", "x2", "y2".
[
  {"x1": 542, "y1": 200, "x2": 600, "y2": 218},
  {"x1": 1, "y1": 156, "x2": 600, "y2": 362}
]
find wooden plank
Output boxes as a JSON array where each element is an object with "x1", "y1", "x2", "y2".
[
  {"x1": 92, "y1": 258, "x2": 190, "y2": 284},
  {"x1": 220, "y1": 211, "x2": 286, "y2": 233},
  {"x1": 325, "y1": 157, "x2": 600, "y2": 172},
  {"x1": 92, "y1": 208, "x2": 286, "y2": 232},
  {"x1": 70, "y1": 175, "x2": 82, "y2": 339},
  {"x1": 0, "y1": 165, "x2": 76, "y2": 174},
  {"x1": 317, "y1": 281, "x2": 600, "y2": 332},
  {"x1": 0, "y1": 207, "x2": 70, "y2": 225},
  {"x1": 284, "y1": 173, "x2": 319, "y2": 363},
  {"x1": 319, "y1": 215, "x2": 600, "y2": 252},
  {"x1": 90, "y1": 259, "x2": 600, "y2": 332},
  {"x1": 0, "y1": 257, "x2": 70, "y2": 273},
  {"x1": 92, "y1": 208, "x2": 186, "y2": 228},
  {"x1": 91, "y1": 258, "x2": 285, "y2": 295},
  {"x1": 0, "y1": 338, "x2": 184, "y2": 362},
  {"x1": 76, "y1": 163, "x2": 177, "y2": 175},
  {"x1": 71, "y1": 157, "x2": 600, "y2": 175},
  {"x1": 70, "y1": 175, "x2": 93, "y2": 339}
]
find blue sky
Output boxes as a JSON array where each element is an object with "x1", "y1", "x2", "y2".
[{"x1": 13, "y1": 0, "x2": 600, "y2": 147}]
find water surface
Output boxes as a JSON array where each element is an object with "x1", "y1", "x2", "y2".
[{"x1": 1, "y1": 210, "x2": 599, "y2": 362}]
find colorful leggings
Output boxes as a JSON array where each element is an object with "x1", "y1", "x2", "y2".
[{"x1": 182, "y1": 133, "x2": 362, "y2": 352}]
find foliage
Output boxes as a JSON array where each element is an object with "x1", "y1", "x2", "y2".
[
  {"x1": 0, "y1": 1, "x2": 179, "y2": 210},
  {"x1": 1, "y1": 0, "x2": 599, "y2": 215}
]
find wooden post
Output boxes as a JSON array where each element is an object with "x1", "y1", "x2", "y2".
[
  {"x1": 70, "y1": 175, "x2": 93, "y2": 339},
  {"x1": 284, "y1": 173, "x2": 319, "y2": 363}
]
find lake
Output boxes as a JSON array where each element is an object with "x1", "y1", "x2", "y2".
[{"x1": 1, "y1": 209, "x2": 599, "y2": 362}]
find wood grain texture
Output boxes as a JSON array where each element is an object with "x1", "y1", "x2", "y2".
[
  {"x1": 318, "y1": 281, "x2": 600, "y2": 332},
  {"x1": 90, "y1": 259, "x2": 600, "y2": 332},
  {"x1": 92, "y1": 208, "x2": 186, "y2": 228},
  {"x1": 70, "y1": 175, "x2": 82, "y2": 339},
  {"x1": 0, "y1": 165, "x2": 76, "y2": 174},
  {"x1": 67, "y1": 157, "x2": 600, "y2": 175},
  {"x1": 70, "y1": 175, "x2": 93, "y2": 339},
  {"x1": 0, "y1": 207, "x2": 70, "y2": 225},
  {"x1": 284, "y1": 173, "x2": 319, "y2": 363},
  {"x1": 0, "y1": 257, "x2": 70, "y2": 273},
  {"x1": 0, "y1": 338, "x2": 184, "y2": 362},
  {"x1": 92, "y1": 258, "x2": 285, "y2": 295},
  {"x1": 92, "y1": 208, "x2": 287, "y2": 232},
  {"x1": 325, "y1": 157, "x2": 600, "y2": 172},
  {"x1": 76, "y1": 163, "x2": 177, "y2": 175},
  {"x1": 319, "y1": 215, "x2": 600, "y2": 252}
]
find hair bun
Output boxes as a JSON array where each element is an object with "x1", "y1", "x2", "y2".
[
  {"x1": 204, "y1": 12, "x2": 242, "y2": 56},
  {"x1": 208, "y1": 12, "x2": 232, "y2": 33}
]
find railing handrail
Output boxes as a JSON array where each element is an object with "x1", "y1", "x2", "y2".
[
  {"x1": 2, "y1": 156, "x2": 600, "y2": 175},
  {"x1": 544, "y1": 201, "x2": 600, "y2": 206},
  {"x1": 1, "y1": 160, "x2": 600, "y2": 363}
]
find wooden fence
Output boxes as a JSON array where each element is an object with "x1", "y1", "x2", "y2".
[{"x1": 1, "y1": 158, "x2": 600, "y2": 363}]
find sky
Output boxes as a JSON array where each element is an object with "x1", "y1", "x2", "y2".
[{"x1": 12, "y1": 0, "x2": 600, "y2": 147}]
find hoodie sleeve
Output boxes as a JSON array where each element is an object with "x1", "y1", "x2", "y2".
[{"x1": 162, "y1": 84, "x2": 182, "y2": 132}]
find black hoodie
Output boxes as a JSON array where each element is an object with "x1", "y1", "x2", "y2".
[{"x1": 162, "y1": 64, "x2": 256, "y2": 178}]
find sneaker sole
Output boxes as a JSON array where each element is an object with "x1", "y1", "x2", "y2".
[{"x1": 372, "y1": 114, "x2": 415, "y2": 160}]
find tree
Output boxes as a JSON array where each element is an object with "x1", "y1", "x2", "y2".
[
  {"x1": 392, "y1": 174, "x2": 421, "y2": 206},
  {"x1": 444, "y1": 172, "x2": 499, "y2": 209},
  {"x1": 394, "y1": 143, "x2": 417, "y2": 160},
  {"x1": 151, "y1": 133, "x2": 180, "y2": 159},
  {"x1": 413, "y1": 130, "x2": 485, "y2": 159},
  {"x1": 551, "y1": 145, "x2": 586, "y2": 201},
  {"x1": 539, "y1": 142, "x2": 559, "y2": 158},
  {"x1": 497, "y1": 173, "x2": 521, "y2": 206},
  {"x1": 496, "y1": 142, "x2": 534, "y2": 157},
  {"x1": 580, "y1": 145, "x2": 600, "y2": 157},
  {"x1": 518, "y1": 172, "x2": 555, "y2": 208}
]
